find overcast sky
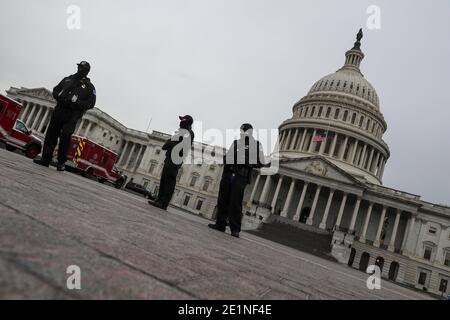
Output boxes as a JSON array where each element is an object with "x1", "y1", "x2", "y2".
[{"x1": 1, "y1": 0, "x2": 449, "y2": 205}]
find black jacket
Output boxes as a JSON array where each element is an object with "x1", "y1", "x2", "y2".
[
  {"x1": 162, "y1": 127, "x2": 195, "y2": 167},
  {"x1": 52, "y1": 74, "x2": 96, "y2": 114},
  {"x1": 223, "y1": 136, "x2": 266, "y2": 184}
]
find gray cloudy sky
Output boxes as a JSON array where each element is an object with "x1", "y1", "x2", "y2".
[{"x1": 1, "y1": 0, "x2": 449, "y2": 205}]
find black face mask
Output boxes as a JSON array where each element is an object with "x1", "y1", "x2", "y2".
[
  {"x1": 180, "y1": 121, "x2": 191, "y2": 129},
  {"x1": 75, "y1": 66, "x2": 89, "y2": 79}
]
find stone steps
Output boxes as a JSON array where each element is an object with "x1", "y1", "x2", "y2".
[{"x1": 246, "y1": 219, "x2": 337, "y2": 262}]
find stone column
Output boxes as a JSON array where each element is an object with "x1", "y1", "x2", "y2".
[
  {"x1": 306, "y1": 185, "x2": 322, "y2": 225},
  {"x1": 293, "y1": 182, "x2": 309, "y2": 221},
  {"x1": 246, "y1": 173, "x2": 261, "y2": 207},
  {"x1": 360, "y1": 202, "x2": 374, "y2": 243},
  {"x1": 339, "y1": 136, "x2": 349, "y2": 160},
  {"x1": 334, "y1": 193, "x2": 348, "y2": 229},
  {"x1": 366, "y1": 148, "x2": 375, "y2": 170},
  {"x1": 133, "y1": 145, "x2": 146, "y2": 171},
  {"x1": 84, "y1": 121, "x2": 94, "y2": 137},
  {"x1": 283, "y1": 130, "x2": 291, "y2": 150},
  {"x1": 330, "y1": 133, "x2": 338, "y2": 156},
  {"x1": 117, "y1": 141, "x2": 129, "y2": 165},
  {"x1": 289, "y1": 130, "x2": 298, "y2": 150},
  {"x1": 271, "y1": 176, "x2": 284, "y2": 213},
  {"x1": 124, "y1": 143, "x2": 136, "y2": 169},
  {"x1": 379, "y1": 158, "x2": 386, "y2": 178},
  {"x1": 278, "y1": 131, "x2": 285, "y2": 149},
  {"x1": 31, "y1": 106, "x2": 44, "y2": 130},
  {"x1": 308, "y1": 129, "x2": 317, "y2": 153},
  {"x1": 388, "y1": 209, "x2": 401, "y2": 252},
  {"x1": 259, "y1": 175, "x2": 272, "y2": 204},
  {"x1": 281, "y1": 179, "x2": 296, "y2": 217},
  {"x1": 358, "y1": 144, "x2": 367, "y2": 167},
  {"x1": 349, "y1": 197, "x2": 362, "y2": 233},
  {"x1": 76, "y1": 119, "x2": 86, "y2": 135},
  {"x1": 374, "y1": 206, "x2": 387, "y2": 247},
  {"x1": 319, "y1": 189, "x2": 335, "y2": 230},
  {"x1": 351, "y1": 140, "x2": 359, "y2": 164},
  {"x1": 25, "y1": 103, "x2": 37, "y2": 127},
  {"x1": 19, "y1": 101, "x2": 30, "y2": 120},
  {"x1": 403, "y1": 214, "x2": 416, "y2": 254},
  {"x1": 371, "y1": 152, "x2": 381, "y2": 173},
  {"x1": 299, "y1": 129, "x2": 308, "y2": 151},
  {"x1": 37, "y1": 107, "x2": 50, "y2": 133}
]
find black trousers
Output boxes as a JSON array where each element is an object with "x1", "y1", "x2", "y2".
[
  {"x1": 42, "y1": 107, "x2": 81, "y2": 164},
  {"x1": 156, "y1": 161, "x2": 180, "y2": 209},
  {"x1": 216, "y1": 172, "x2": 247, "y2": 233}
]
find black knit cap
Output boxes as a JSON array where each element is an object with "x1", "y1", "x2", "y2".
[{"x1": 240, "y1": 123, "x2": 253, "y2": 132}]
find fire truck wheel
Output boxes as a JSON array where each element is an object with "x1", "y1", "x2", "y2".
[
  {"x1": 25, "y1": 145, "x2": 40, "y2": 159},
  {"x1": 5, "y1": 145, "x2": 17, "y2": 152},
  {"x1": 83, "y1": 167, "x2": 94, "y2": 179},
  {"x1": 114, "y1": 178, "x2": 125, "y2": 189}
]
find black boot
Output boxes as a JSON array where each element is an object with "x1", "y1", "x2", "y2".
[
  {"x1": 230, "y1": 231, "x2": 240, "y2": 238},
  {"x1": 56, "y1": 163, "x2": 65, "y2": 171},
  {"x1": 208, "y1": 223, "x2": 226, "y2": 232},
  {"x1": 33, "y1": 157, "x2": 50, "y2": 167}
]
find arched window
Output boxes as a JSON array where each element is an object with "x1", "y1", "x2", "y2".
[
  {"x1": 351, "y1": 113, "x2": 356, "y2": 124},
  {"x1": 202, "y1": 177, "x2": 212, "y2": 192},
  {"x1": 326, "y1": 107, "x2": 331, "y2": 118},
  {"x1": 334, "y1": 108, "x2": 340, "y2": 120},
  {"x1": 366, "y1": 119, "x2": 371, "y2": 130},
  {"x1": 359, "y1": 116, "x2": 364, "y2": 127},
  {"x1": 311, "y1": 106, "x2": 316, "y2": 117},
  {"x1": 343, "y1": 110, "x2": 348, "y2": 121},
  {"x1": 190, "y1": 173, "x2": 200, "y2": 187},
  {"x1": 318, "y1": 106, "x2": 323, "y2": 117}
]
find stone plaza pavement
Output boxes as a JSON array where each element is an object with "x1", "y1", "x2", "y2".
[{"x1": 0, "y1": 151, "x2": 432, "y2": 300}]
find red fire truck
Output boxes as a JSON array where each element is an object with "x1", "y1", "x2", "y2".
[
  {"x1": 0, "y1": 94, "x2": 42, "y2": 158},
  {"x1": 66, "y1": 135, "x2": 126, "y2": 189}
]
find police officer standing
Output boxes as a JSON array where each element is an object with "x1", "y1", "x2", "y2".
[
  {"x1": 34, "y1": 61, "x2": 96, "y2": 171},
  {"x1": 208, "y1": 123, "x2": 266, "y2": 238},
  {"x1": 149, "y1": 115, "x2": 194, "y2": 210}
]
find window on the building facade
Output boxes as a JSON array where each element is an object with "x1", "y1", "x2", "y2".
[
  {"x1": 149, "y1": 161, "x2": 157, "y2": 174},
  {"x1": 183, "y1": 194, "x2": 191, "y2": 206},
  {"x1": 202, "y1": 179, "x2": 210, "y2": 191},
  {"x1": 445, "y1": 251, "x2": 450, "y2": 267},
  {"x1": 351, "y1": 113, "x2": 356, "y2": 124},
  {"x1": 418, "y1": 272, "x2": 427, "y2": 286},
  {"x1": 439, "y1": 278, "x2": 448, "y2": 293},
  {"x1": 326, "y1": 107, "x2": 331, "y2": 118},
  {"x1": 428, "y1": 226, "x2": 437, "y2": 235},
  {"x1": 318, "y1": 106, "x2": 323, "y2": 117},
  {"x1": 196, "y1": 199, "x2": 204, "y2": 211},
  {"x1": 334, "y1": 108, "x2": 340, "y2": 119},
  {"x1": 190, "y1": 175, "x2": 198, "y2": 187},
  {"x1": 343, "y1": 110, "x2": 348, "y2": 121},
  {"x1": 423, "y1": 246, "x2": 433, "y2": 261}
]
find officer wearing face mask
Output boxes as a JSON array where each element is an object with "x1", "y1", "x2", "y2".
[
  {"x1": 149, "y1": 115, "x2": 194, "y2": 210},
  {"x1": 34, "y1": 61, "x2": 96, "y2": 171},
  {"x1": 208, "y1": 123, "x2": 266, "y2": 238}
]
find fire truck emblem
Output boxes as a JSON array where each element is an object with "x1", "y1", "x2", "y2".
[{"x1": 73, "y1": 138, "x2": 86, "y2": 165}]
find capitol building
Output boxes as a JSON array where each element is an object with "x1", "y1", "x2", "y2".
[{"x1": 6, "y1": 31, "x2": 450, "y2": 297}]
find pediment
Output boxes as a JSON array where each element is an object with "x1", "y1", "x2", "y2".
[
  {"x1": 17, "y1": 88, "x2": 55, "y2": 102},
  {"x1": 279, "y1": 156, "x2": 362, "y2": 185}
]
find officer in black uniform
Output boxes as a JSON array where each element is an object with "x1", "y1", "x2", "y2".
[
  {"x1": 149, "y1": 115, "x2": 194, "y2": 210},
  {"x1": 34, "y1": 61, "x2": 96, "y2": 171},
  {"x1": 208, "y1": 123, "x2": 266, "y2": 238}
]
